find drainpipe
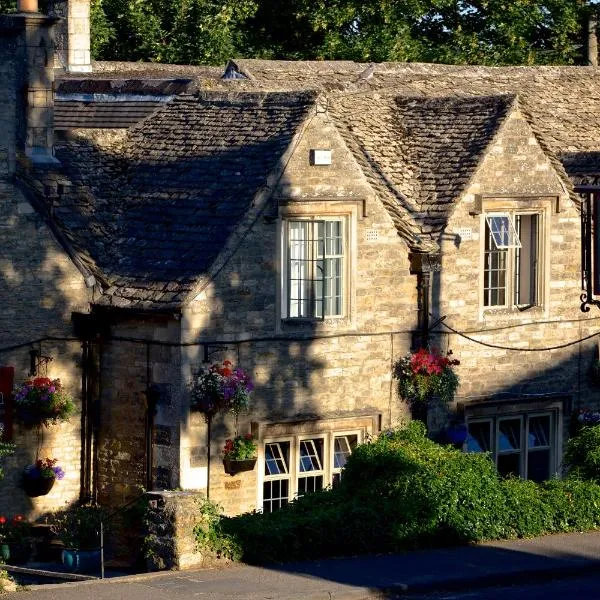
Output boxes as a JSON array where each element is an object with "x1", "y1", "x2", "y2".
[{"x1": 409, "y1": 252, "x2": 441, "y2": 349}]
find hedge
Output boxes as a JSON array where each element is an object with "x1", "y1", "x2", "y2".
[{"x1": 196, "y1": 421, "x2": 600, "y2": 564}]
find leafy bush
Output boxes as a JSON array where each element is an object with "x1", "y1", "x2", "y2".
[
  {"x1": 564, "y1": 425, "x2": 600, "y2": 482},
  {"x1": 198, "y1": 422, "x2": 600, "y2": 564}
]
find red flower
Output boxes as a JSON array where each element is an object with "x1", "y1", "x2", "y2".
[
  {"x1": 33, "y1": 377, "x2": 52, "y2": 387},
  {"x1": 0, "y1": 516, "x2": 6, "y2": 524},
  {"x1": 244, "y1": 433, "x2": 253, "y2": 440},
  {"x1": 13, "y1": 515, "x2": 23, "y2": 523}
]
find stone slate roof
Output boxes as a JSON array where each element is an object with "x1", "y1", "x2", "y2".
[
  {"x1": 55, "y1": 100, "x2": 167, "y2": 130},
  {"x1": 39, "y1": 60, "x2": 600, "y2": 308},
  {"x1": 46, "y1": 91, "x2": 315, "y2": 309},
  {"x1": 331, "y1": 93, "x2": 515, "y2": 233}
]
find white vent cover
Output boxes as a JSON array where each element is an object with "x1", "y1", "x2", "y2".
[
  {"x1": 365, "y1": 229, "x2": 379, "y2": 241},
  {"x1": 457, "y1": 227, "x2": 473, "y2": 242},
  {"x1": 310, "y1": 149, "x2": 332, "y2": 165}
]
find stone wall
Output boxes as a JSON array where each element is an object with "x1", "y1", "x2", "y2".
[
  {"x1": 0, "y1": 182, "x2": 91, "y2": 518},
  {"x1": 145, "y1": 490, "x2": 221, "y2": 571},
  {"x1": 96, "y1": 316, "x2": 184, "y2": 508},
  {"x1": 180, "y1": 110, "x2": 418, "y2": 514}
]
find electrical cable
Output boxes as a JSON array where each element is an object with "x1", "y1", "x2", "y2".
[{"x1": 435, "y1": 318, "x2": 600, "y2": 352}]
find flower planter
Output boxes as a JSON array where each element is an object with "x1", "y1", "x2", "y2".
[
  {"x1": 62, "y1": 548, "x2": 101, "y2": 574},
  {"x1": 223, "y1": 458, "x2": 257, "y2": 476},
  {"x1": 1, "y1": 542, "x2": 31, "y2": 565},
  {"x1": 23, "y1": 474, "x2": 55, "y2": 497}
]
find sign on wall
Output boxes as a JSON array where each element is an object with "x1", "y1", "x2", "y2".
[{"x1": 0, "y1": 367, "x2": 14, "y2": 441}]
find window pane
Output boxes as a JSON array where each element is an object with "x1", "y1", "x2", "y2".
[
  {"x1": 334, "y1": 435, "x2": 358, "y2": 469},
  {"x1": 497, "y1": 453, "x2": 521, "y2": 478},
  {"x1": 484, "y1": 219, "x2": 508, "y2": 307},
  {"x1": 298, "y1": 475, "x2": 323, "y2": 496},
  {"x1": 527, "y1": 450, "x2": 550, "y2": 482},
  {"x1": 514, "y1": 214, "x2": 538, "y2": 306},
  {"x1": 486, "y1": 215, "x2": 521, "y2": 249},
  {"x1": 263, "y1": 479, "x2": 289, "y2": 513},
  {"x1": 265, "y1": 442, "x2": 289, "y2": 476},
  {"x1": 299, "y1": 439, "x2": 323, "y2": 472},
  {"x1": 498, "y1": 419, "x2": 521, "y2": 452},
  {"x1": 528, "y1": 415, "x2": 550, "y2": 448},
  {"x1": 286, "y1": 220, "x2": 343, "y2": 318},
  {"x1": 466, "y1": 421, "x2": 491, "y2": 453}
]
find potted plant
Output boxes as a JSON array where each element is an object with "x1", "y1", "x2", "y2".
[
  {"x1": 393, "y1": 348, "x2": 460, "y2": 422},
  {"x1": 222, "y1": 433, "x2": 257, "y2": 475},
  {"x1": 22, "y1": 457, "x2": 65, "y2": 497},
  {"x1": 14, "y1": 377, "x2": 75, "y2": 428},
  {"x1": 0, "y1": 515, "x2": 32, "y2": 565},
  {"x1": 50, "y1": 504, "x2": 108, "y2": 574}
]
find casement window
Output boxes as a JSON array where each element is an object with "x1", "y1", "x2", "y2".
[
  {"x1": 262, "y1": 432, "x2": 360, "y2": 513},
  {"x1": 284, "y1": 219, "x2": 345, "y2": 319},
  {"x1": 483, "y1": 213, "x2": 541, "y2": 308},
  {"x1": 466, "y1": 412, "x2": 557, "y2": 482}
]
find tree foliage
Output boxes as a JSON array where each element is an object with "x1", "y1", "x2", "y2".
[{"x1": 0, "y1": 0, "x2": 597, "y2": 66}]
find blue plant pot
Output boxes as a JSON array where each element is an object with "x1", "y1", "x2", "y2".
[{"x1": 62, "y1": 548, "x2": 101, "y2": 573}]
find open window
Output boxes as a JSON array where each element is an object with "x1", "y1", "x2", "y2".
[
  {"x1": 483, "y1": 212, "x2": 541, "y2": 308},
  {"x1": 261, "y1": 430, "x2": 361, "y2": 513}
]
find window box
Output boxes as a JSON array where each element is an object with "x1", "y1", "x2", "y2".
[{"x1": 223, "y1": 458, "x2": 257, "y2": 476}]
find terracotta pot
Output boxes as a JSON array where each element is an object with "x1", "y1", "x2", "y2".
[
  {"x1": 17, "y1": 0, "x2": 38, "y2": 12},
  {"x1": 223, "y1": 458, "x2": 257, "y2": 476}
]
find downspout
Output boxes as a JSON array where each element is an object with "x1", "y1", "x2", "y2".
[
  {"x1": 79, "y1": 338, "x2": 90, "y2": 502},
  {"x1": 409, "y1": 252, "x2": 441, "y2": 349},
  {"x1": 145, "y1": 342, "x2": 154, "y2": 491}
]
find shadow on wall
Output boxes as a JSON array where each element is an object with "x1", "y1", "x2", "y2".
[{"x1": 0, "y1": 191, "x2": 87, "y2": 519}]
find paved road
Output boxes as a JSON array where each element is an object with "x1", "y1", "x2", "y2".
[
  {"x1": 415, "y1": 572, "x2": 600, "y2": 599},
  {"x1": 7, "y1": 531, "x2": 600, "y2": 600}
]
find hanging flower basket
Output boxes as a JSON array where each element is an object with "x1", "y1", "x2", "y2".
[
  {"x1": 394, "y1": 348, "x2": 460, "y2": 409},
  {"x1": 22, "y1": 458, "x2": 65, "y2": 497},
  {"x1": 191, "y1": 361, "x2": 254, "y2": 419},
  {"x1": 14, "y1": 378, "x2": 75, "y2": 428}
]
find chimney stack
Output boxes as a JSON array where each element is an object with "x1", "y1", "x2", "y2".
[
  {"x1": 0, "y1": 3, "x2": 58, "y2": 174},
  {"x1": 48, "y1": 0, "x2": 91, "y2": 72}
]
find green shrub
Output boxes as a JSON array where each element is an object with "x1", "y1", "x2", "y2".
[
  {"x1": 217, "y1": 422, "x2": 600, "y2": 564},
  {"x1": 564, "y1": 426, "x2": 600, "y2": 482}
]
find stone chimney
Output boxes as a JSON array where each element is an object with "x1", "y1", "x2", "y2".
[
  {"x1": 0, "y1": 0, "x2": 58, "y2": 175},
  {"x1": 48, "y1": 0, "x2": 91, "y2": 72}
]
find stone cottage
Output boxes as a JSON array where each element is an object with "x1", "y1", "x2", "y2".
[{"x1": 1, "y1": 0, "x2": 600, "y2": 542}]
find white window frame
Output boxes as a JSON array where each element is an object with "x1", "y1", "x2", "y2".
[
  {"x1": 466, "y1": 411, "x2": 558, "y2": 481},
  {"x1": 481, "y1": 209, "x2": 545, "y2": 311},
  {"x1": 259, "y1": 430, "x2": 362, "y2": 512},
  {"x1": 281, "y1": 217, "x2": 347, "y2": 320},
  {"x1": 262, "y1": 437, "x2": 293, "y2": 514}
]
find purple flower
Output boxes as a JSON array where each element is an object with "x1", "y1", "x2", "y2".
[{"x1": 52, "y1": 466, "x2": 65, "y2": 480}]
